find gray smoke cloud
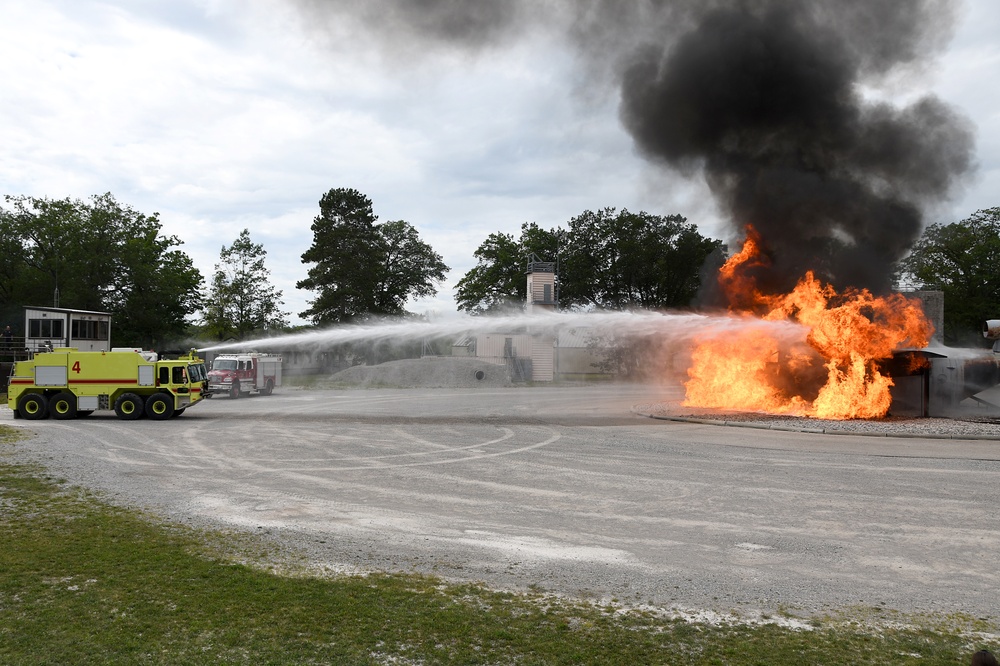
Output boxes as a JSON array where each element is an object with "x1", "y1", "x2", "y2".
[{"x1": 291, "y1": 0, "x2": 976, "y2": 296}]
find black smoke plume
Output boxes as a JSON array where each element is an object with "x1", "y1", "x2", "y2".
[
  {"x1": 617, "y1": 1, "x2": 976, "y2": 297},
  {"x1": 291, "y1": 0, "x2": 976, "y2": 296}
]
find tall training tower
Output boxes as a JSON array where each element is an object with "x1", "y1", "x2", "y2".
[
  {"x1": 526, "y1": 256, "x2": 556, "y2": 314},
  {"x1": 526, "y1": 256, "x2": 556, "y2": 380}
]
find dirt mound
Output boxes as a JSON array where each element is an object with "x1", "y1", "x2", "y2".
[{"x1": 329, "y1": 357, "x2": 512, "y2": 388}]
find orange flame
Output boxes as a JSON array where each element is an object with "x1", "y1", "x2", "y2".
[{"x1": 684, "y1": 227, "x2": 932, "y2": 419}]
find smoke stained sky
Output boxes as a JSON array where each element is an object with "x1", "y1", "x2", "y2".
[{"x1": 2, "y1": 0, "x2": 998, "y2": 321}]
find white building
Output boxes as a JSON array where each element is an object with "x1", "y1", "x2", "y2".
[
  {"x1": 23, "y1": 306, "x2": 112, "y2": 352},
  {"x1": 456, "y1": 258, "x2": 609, "y2": 382}
]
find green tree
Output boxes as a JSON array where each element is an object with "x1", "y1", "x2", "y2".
[
  {"x1": 298, "y1": 188, "x2": 382, "y2": 324},
  {"x1": 455, "y1": 223, "x2": 562, "y2": 314},
  {"x1": 0, "y1": 203, "x2": 32, "y2": 326},
  {"x1": 0, "y1": 193, "x2": 203, "y2": 348},
  {"x1": 297, "y1": 188, "x2": 449, "y2": 324},
  {"x1": 560, "y1": 209, "x2": 723, "y2": 310},
  {"x1": 1, "y1": 196, "x2": 94, "y2": 309},
  {"x1": 106, "y1": 230, "x2": 204, "y2": 348},
  {"x1": 204, "y1": 229, "x2": 288, "y2": 340},
  {"x1": 897, "y1": 207, "x2": 1000, "y2": 345},
  {"x1": 373, "y1": 219, "x2": 448, "y2": 315}
]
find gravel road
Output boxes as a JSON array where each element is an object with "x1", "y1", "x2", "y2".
[{"x1": 3, "y1": 384, "x2": 999, "y2": 624}]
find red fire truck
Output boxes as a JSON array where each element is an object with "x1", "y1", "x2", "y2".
[{"x1": 206, "y1": 352, "x2": 282, "y2": 398}]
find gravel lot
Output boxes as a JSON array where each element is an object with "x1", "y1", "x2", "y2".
[
  {"x1": 3, "y1": 381, "x2": 999, "y2": 625},
  {"x1": 638, "y1": 403, "x2": 1000, "y2": 439}
]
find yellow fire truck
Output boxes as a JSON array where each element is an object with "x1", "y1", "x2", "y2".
[{"x1": 7, "y1": 347, "x2": 209, "y2": 421}]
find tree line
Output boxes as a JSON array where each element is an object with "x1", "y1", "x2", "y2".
[
  {"x1": 1, "y1": 190, "x2": 997, "y2": 348},
  {"x1": 0, "y1": 194, "x2": 202, "y2": 348},
  {"x1": 454, "y1": 210, "x2": 724, "y2": 314}
]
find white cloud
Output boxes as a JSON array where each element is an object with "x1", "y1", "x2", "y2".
[{"x1": 931, "y1": 1, "x2": 1000, "y2": 222}]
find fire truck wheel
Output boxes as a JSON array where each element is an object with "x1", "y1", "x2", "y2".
[
  {"x1": 20, "y1": 393, "x2": 49, "y2": 420},
  {"x1": 114, "y1": 393, "x2": 144, "y2": 420},
  {"x1": 50, "y1": 392, "x2": 78, "y2": 420},
  {"x1": 230, "y1": 381, "x2": 240, "y2": 399},
  {"x1": 259, "y1": 380, "x2": 273, "y2": 396},
  {"x1": 145, "y1": 393, "x2": 175, "y2": 420}
]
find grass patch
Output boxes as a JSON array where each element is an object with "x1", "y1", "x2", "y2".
[
  {"x1": 1, "y1": 423, "x2": 22, "y2": 444},
  {"x1": 0, "y1": 452, "x2": 995, "y2": 664}
]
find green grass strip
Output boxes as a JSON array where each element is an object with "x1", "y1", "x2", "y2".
[{"x1": 0, "y1": 424, "x2": 994, "y2": 665}]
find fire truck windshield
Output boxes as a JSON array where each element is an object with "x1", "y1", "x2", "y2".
[
  {"x1": 189, "y1": 363, "x2": 207, "y2": 382},
  {"x1": 213, "y1": 359, "x2": 238, "y2": 371}
]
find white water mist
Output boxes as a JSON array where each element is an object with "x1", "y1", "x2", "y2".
[{"x1": 196, "y1": 310, "x2": 806, "y2": 353}]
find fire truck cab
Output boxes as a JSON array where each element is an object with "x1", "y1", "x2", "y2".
[{"x1": 207, "y1": 352, "x2": 282, "y2": 399}]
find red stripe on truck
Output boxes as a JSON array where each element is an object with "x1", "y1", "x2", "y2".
[{"x1": 69, "y1": 379, "x2": 139, "y2": 384}]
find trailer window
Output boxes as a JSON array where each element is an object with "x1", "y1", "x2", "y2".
[
  {"x1": 71, "y1": 319, "x2": 110, "y2": 341},
  {"x1": 28, "y1": 318, "x2": 64, "y2": 339}
]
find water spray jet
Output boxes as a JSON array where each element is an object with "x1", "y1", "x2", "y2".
[{"x1": 196, "y1": 310, "x2": 806, "y2": 355}]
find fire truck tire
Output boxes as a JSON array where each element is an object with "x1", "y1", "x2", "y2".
[
  {"x1": 259, "y1": 379, "x2": 273, "y2": 396},
  {"x1": 21, "y1": 393, "x2": 49, "y2": 420},
  {"x1": 230, "y1": 381, "x2": 240, "y2": 399},
  {"x1": 145, "y1": 393, "x2": 175, "y2": 420},
  {"x1": 50, "y1": 392, "x2": 78, "y2": 420},
  {"x1": 114, "y1": 393, "x2": 144, "y2": 420}
]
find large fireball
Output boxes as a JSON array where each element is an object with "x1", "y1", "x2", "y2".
[{"x1": 683, "y1": 227, "x2": 932, "y2": 420}]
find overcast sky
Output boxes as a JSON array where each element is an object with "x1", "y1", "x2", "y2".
[{"x1": 2, "y1": 0, "x2": 998, "y2": 325}]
